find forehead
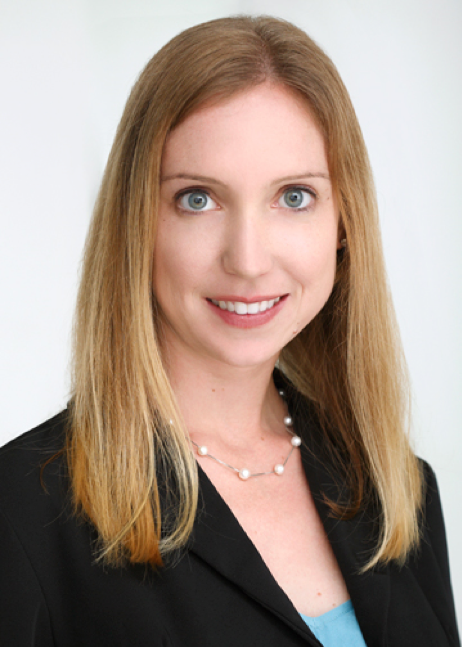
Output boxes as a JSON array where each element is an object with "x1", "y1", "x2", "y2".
[{"x1": 161, "y1": 83, "x2": 329, "y2": 183}]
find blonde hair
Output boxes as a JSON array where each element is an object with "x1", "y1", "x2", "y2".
[{"x1": 68, "y1": 15, "x2": 423, "y2": 569}]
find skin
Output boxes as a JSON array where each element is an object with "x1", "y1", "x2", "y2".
[{"x1": 153, "y1": 83, "x2": 349, "y2": 616}]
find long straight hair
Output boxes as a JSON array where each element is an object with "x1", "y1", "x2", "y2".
[{"x1": 69, "y1": 15, "x2": 423, "y2": 569}]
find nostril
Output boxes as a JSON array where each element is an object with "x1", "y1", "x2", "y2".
[{"x1": 221, "y1": 235, "x2": 273, "y2": 278}]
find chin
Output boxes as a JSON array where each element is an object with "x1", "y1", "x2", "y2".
[{"x1": 203, "y1": 338, "x2": 287, "y2": 371}]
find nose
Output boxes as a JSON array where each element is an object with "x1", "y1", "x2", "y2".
[{"x1": 221, "y1": 209, "x2": 273, "y2": 279}]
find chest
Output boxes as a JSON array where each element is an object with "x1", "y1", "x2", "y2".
[{"x1": 199, "y1": 452, "x2": 350, "y2": 617}]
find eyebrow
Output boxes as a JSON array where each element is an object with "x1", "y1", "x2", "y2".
[
  {"x1": 160, "y1": 172, "x2": 330, "y2": 185},
  {"x1": 271, "y1": 172, "x2": 330, "y2": 184},
  {"x1": 160, "y1": 173, "x2": 227, "y2": 186}
]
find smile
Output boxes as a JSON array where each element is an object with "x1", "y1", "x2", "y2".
[{"x1": 209, "y1": 297, "x2": 281, "y2": 315}]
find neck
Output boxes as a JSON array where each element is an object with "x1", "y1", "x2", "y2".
[{"x1": 162, "y1": 344, "x2": 285, "y2": 449}]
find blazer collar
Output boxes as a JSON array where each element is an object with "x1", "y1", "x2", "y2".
[
  {"x1": 191, "y1": 467, "x2": 320, "y2": 644},
  {"x1": 188, "y1": 372, "x2": 390, "y2": 646},
  {"x1": 292, "y1": 392, "x2": 391, "y2": 647}
]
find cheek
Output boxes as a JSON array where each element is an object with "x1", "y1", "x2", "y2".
[
  {"x1": 299, "y1": 251, "x2": 337, "y2": 295},
  {"x1": 153, "y1": 220, "x2": 213, "y2": 302},
  {"x1": 153, "y1": 239, "x2": 187, "y2": 301},
  {"x1": 288, "y1": 226, "x2": 339, "y2": 310},
  {"x1": 286, "y1": 218, "x2": 338, "y2": 278}
]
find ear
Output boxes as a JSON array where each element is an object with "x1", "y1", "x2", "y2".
[{"x1": 337, "y1": 221, "x2": 346, "y2": 250}]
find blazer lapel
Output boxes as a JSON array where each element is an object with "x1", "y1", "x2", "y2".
[
  {"x1": 190, "y1": 466, "x2": 321, "y2": 645},
  {"x1": 188, "y1": 371, "x2": 391, "y2": 647},
  {"x1": 291, "y1": 388, "x2": 391, "y2": 647}
]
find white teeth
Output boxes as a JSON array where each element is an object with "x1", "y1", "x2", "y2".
[
  {"x1": 210, "y1": 297, "x2": 283, "y2": 315},
  {"x1": 234, "y1": 302, "x2": 248, "y2": 315},
  {"x1": 247, "y1": 302, "x2": 260, "y2": 314}
]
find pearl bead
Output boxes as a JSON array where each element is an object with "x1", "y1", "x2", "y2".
[
  {"x1": 190, "y1": 399, "x2": 299, "y2": 482},
  {"x1": 279, "y1": 390, "x2": 285, "y2": 397}
]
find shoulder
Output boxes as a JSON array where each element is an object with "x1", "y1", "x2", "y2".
[
  {"x1": 0, "y1": 412, "x2": 71, "y2": 644},
  {"x1": 395, "y1": 459, "x2": 460, "y2": 646},
  {"x1": 416, "y1": 459, "x2": 454, "y2": 587},
  {"x1": 0, "y1": 410, "x2": 69, "y2": 481},
  {"x1": 0, "y1": 410, "x2": 70, "y2": 540},
  {"x1": 0, "y1": 409, "x2": 68, "y2": 465}
]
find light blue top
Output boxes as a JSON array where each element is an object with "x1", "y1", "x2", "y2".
[{"x1": 301, "y1": 600, "x2": 367, "y2": 646}]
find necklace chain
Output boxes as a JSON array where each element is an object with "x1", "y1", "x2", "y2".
[{"x1": 190, "y1": 390, "x2": 301, "y2": 481}]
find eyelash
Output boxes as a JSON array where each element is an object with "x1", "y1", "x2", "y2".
[
  {"x1": 174, "y1": 185, "x2": 317, "y2": 213},
  {"x1": 276, "y1": 186, "x2": 317, "y2": 212},
  {"x1": 175, "y1": 188, "x2": 217, "y2": 213}
]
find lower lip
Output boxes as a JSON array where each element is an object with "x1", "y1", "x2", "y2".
[{"x1": 207, "y1": 296, "x2": 287, "y2": 329}]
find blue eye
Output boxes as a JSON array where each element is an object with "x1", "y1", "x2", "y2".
[
  {"x1": 178, "y1": 191, "x2": 217, "y2": 212},
  {"x1": 279, "y1": 188, "x2": 313, "y2": 210}
]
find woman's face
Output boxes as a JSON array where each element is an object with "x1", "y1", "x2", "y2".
[{"x1": 154, "y1": 83, "x2": 341, "y2": 371}]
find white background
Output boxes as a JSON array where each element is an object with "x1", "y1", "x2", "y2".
[{"x1": 1, "y1": 0, "x2": 461, "y2": 624}]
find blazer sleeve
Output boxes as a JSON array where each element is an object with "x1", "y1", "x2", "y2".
[{"x1": 0, "y1": 506, "x2": 54, "y2": 647}]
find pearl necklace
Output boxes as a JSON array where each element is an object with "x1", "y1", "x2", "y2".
[{"x1": 190, "y1": 391, "x2": 301, "y2": 481}]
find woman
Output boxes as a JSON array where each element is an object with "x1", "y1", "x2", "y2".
[{"x1": 0, "y1": 15, "x2": 459, "y2": 647}]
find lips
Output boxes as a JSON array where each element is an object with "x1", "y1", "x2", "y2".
[
  {"x1": 209, "y1": 297, "x2": 281, "y2": 315},
  {"x1": 206, "y1": 294, "x2": 287, "y2": 329}
]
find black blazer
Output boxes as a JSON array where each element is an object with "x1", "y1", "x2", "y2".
[{"x1": 0, "y1": 381, "x2": 459, "y2": 646}]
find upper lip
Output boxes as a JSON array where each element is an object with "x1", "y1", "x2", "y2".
[{"x1": 207, "y1": 295, "x2": 286, "y2": 303}]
